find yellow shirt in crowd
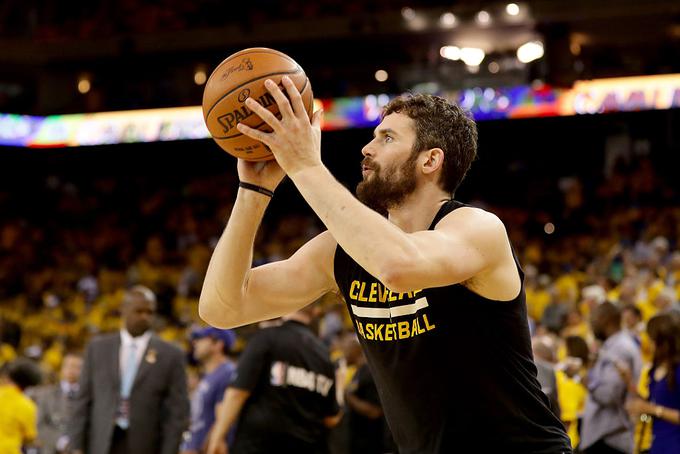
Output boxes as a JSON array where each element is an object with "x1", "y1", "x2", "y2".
[
  {"x1": 0, "y1": 384, "x2": 37, "y2": 454},
  {"x1": 556, "y1": 370, "x2": 587, "y2": 448}
]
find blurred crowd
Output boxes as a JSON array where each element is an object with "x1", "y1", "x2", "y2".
[{"x1": 0, "y1": 149, "x2": 679, "y2": 453}]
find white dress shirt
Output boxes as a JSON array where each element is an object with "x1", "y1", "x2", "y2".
[{"x1": 119, "y1": 329, "x2": 152, "y2": 382}]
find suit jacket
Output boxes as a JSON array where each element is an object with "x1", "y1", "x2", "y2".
[
  {"x1": 581, "y1": 331, "x2": 642, "y2": 453},
  {"x1": 68, "y1": 332, "x2": 190, "y2": 454},
  {"x1": 32, "y1": 383, "x2": 75, "y2": 454}
]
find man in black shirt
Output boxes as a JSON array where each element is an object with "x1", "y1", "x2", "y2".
[
  {"x1": 200, "y1": 79, "x2": 571, "y2": 452},
  {"x1": 206, "y1": 308, "x2": 341, "y2": 454}
]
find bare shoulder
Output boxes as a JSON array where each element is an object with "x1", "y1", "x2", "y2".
[
  {"x1": 435, "y1": 206, "x2": 508, "y2": 243},
  {"x1": 444, "y1": 207, "x2": 519, "y2": 300}
]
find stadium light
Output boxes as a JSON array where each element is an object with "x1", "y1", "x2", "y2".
[
  {"x1": 375, "y1": 70, "x2": 389, "y2": 82},
  {"x1": 460, "y1": 48, "x2": 486, "y2": 66},
  {"x1": 194, "y1": 68, "x2": 207, "y2": 85},
  {"x1": 440, "y1": 46, "x2": 461, "y2": 61},
  {"x1": 517, "y1": 41, "x2": 544, "y2": 63},
  {"x1": 77, "y1": 76, "x2": 91, "y2": 94},
  {"x1": 401, "y1": 7, "x2": 416, "y2": 21},
  {"x1": 439, "y1": 12, "x2": 457, "y2": 28},
  {"x1": 476, "y1": 10, "x2": 491, "y2": 26},
  {"x1": 506, "y1": 3, "x2": 520, "y2": 16}
]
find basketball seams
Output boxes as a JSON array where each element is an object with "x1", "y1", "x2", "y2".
[
  {"x1": 210, "y1": 77, "x2": 312, "y2": 140},
  {"x1": 205, "y1": 49, "x2": 301, "y2": 88},
  {"x1": 202, "y1": 48, "x2": 311, "y2": 161},
  {"x1": 211, "y1": 49, "x2": 300, "y2": 74},
  {"x1": 204, "y1": 69, "x2": 304, "y2": 119}
]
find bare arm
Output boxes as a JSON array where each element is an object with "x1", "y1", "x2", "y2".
[
  {"x1": 205, "y1": 388, "x2": 251, "y2": 454},
  {"x1": 627, "y1": 398, "x2": 680, "y2": 425},
  {"x1": 200, "y1": 225, "x2": 337, "y2": 329},
  {"x1": 199, "y1": 159, "x2": 338, "y2": 329},
  {"x1": 289, "y1": 172, "x2": 515, "y2": 294},
  {"x1": 323, "y1": 411, "x2": 343, "y2": 428},
  {"x1": 237, "y1": 77, "x2": 516, "y2": 295},
  {"x1": 345, "y1": 392, "x2": 383, "y2": 419}
]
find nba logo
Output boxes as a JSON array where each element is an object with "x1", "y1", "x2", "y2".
[{"x1": 270, "y1": 361, "x2": 287, "y2": 386}]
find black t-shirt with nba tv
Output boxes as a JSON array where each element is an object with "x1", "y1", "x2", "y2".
[
  {"x1": 230, "y1": 320, "x2": 339, "y2": 454},
  {"x1": 334, "y1": 200, "x2": 572, "y2": 454}
]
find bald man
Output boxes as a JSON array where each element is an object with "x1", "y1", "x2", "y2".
[{"x1": 68, "y1": 286, "x2": 190, "y2": 454}]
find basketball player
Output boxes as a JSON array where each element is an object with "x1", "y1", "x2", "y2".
[{"x1": 200, "y1": 77, "x2": 572, "y2": 453}]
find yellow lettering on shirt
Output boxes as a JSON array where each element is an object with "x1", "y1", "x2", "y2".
[
  {"x1": 398, "y1": 321, "x2": 410, "y2": 338},
  {"x1": 378, "y1": 285, "x2": 388, "y2": 303},
  {"x1": 352, "y1": 313, "x2": 437, "y2": 343},
  {"x1": 423, "y1": 314, "x2": 436, "y2": 331},
  {"x1": 356, "y1": 321, "x2": 365, "y2": 338},
  {"x1": 385, "y1": 323, "x2": 395, "y2": 341},
  {"x1": 365, "y1": 323, "x2": 374, "y2": 340},
  {"x1": 349, "y1": 281, "x2": 360, "y2": 300},
  {"x1": 368, "y1": 283, "x2": 378, "y2": 303},
  {"x1": 374, "y1": 323, "x2": 384, "y2": 341},
  {"x1": 388, "y1": 290, "x2": 397, "y2": 302},
  {"x1": 358, "y1": 282, "x2": 368, "y2": 302}
]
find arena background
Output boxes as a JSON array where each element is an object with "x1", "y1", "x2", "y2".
[{"x1": 1, "y1": 1, "x2": 680, "y2": 453}]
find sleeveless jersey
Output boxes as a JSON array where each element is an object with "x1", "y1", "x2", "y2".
[{"x1": 333, "y1": 200, "x2": 572, "y2": 453}]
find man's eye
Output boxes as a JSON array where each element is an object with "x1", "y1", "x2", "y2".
[{"x1": 385, "y1": 135, "x2": 393, "y2": 142}]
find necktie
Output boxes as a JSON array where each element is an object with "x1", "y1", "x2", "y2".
[
  {"x1": 117, "y1": 342, "x2": 139, "y2": 429},
  {"x1": 121, "y1": 342, "x2": 139, "y2": 398},
  {"x1": 67, "y1": 386, "x2": 77, "y2": 399}
]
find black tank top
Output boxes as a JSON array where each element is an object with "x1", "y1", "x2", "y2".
[{"x1": 333, "y1": 200, "x2": 572, "y2": 454}]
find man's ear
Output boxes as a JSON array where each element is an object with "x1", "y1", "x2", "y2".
[{"x1": 421, "y1": 148, "x2": 444, "y2": 175}]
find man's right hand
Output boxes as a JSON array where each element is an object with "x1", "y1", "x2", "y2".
[{"x1": 237, "y1": 159, "x2": 286, "y2": 193}]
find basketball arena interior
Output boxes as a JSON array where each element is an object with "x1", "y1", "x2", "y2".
[{"x1": 1, "y1": 1, "x2": 680, "y2": 453}]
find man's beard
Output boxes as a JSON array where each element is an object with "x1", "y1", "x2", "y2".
[{"x1": 356, "y1": 153, "x2": 418, "y2": 215}]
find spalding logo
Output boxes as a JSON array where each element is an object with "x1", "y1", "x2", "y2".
[
  {"x1": 237, "y1": 89, "x2": 251, "y2": 103},
  {"x1": 220, "y1": 58, "x2": 254, "y2": 81},
  {"x1": 217, "y1": 92, "x2": 277, "y2": 133}
]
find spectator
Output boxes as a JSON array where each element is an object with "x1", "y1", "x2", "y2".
[
  {"x1": 0, "y1": 357, "x2": 43, "y2": 454},
  {"x1": 654, "y1": 287, "x2": 680, "y2": 315},
  {"x1": 621, "y1": 304, "x2": 643, "y2": 346},
  {"x1": 625, "y1": 313, "x2": 680, "y2": 453},
  {"x1": 532, "y1": 335, "x2": 561, "y2": 417},
  {"x1": 581, "y1": 302, "x2": 642, "y2": 454},
  {"x1": 68, "y1": 285, "x2": 190, "y2": 454},
  {"x1": 206, "y1": 308, "x2": 341, "y2": 454},
  {"x1": 31, "y1": 352, "x2": 83, "y2": 454},
  {"x1": 556, "y1": 336, "x2": 590, "y2": 449},
  {"x1": 342, "y1": 333, "x2": 389, "y2": 454},
  {"x1": 180, "y1": 327, "x2": 236, "y2": 454}
]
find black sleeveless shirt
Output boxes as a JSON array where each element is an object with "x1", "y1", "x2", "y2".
[{"x1": 333, "y1": 200, "x2": 572, "y2": 454}]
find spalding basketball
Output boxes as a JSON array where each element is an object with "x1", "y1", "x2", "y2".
[{"x1": 202, "y1": 48, "x2": 314, "y2": 161}]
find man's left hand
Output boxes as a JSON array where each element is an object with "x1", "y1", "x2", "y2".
[{"x1": 236, "y1": 76, "x2": 323, "y2": 178}]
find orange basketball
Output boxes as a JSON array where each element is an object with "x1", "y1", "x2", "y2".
[{"x1": 202, "y1": 48, "x2": 314, "y2": 161}]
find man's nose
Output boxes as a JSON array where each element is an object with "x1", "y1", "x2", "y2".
[{"x1": 361, "y1": 141, "x2": 375, "y2": 157}]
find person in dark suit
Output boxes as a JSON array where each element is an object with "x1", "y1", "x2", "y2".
[
  {"x1": 68, "y1": 285, "x2": 190, "y2": 454},
  {"x1": 31, "y1": 352, "x2": 83, "y2": 454}
]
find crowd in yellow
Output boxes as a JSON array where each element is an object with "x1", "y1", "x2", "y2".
[{"x1": 2, "y1": 165, "x2": 680, "y2": 452}]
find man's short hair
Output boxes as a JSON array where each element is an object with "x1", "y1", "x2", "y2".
[
  {"x1": 6, "y1": 357, "x2": 42, "y2": 390},
  {"x1": 621, "y1": 304, "x2": 642, "y2": 319},
  {"x1": 382, "y1": 93, "x2": 478, "y2": 195}
]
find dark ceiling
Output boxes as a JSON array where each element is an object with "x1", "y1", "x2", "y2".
[{"x1": 0, "y1": 0, "x2": 678, "y2": 115}]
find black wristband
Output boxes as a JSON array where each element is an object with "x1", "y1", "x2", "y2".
[{"x1": 239, "y1": 181, "x2": 274, "y2": 198}]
